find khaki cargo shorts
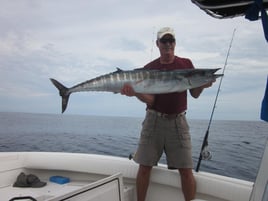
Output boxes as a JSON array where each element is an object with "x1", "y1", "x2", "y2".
[{"x1": 133, "y1": 110, "x2": 193, "y2": 169}]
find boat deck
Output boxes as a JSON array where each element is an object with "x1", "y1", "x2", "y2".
[
  {"x1": 2, "y1": 180, "x2": 89, "y2": 201},
  {"x1": 1, "y1": 171, "x2": 135, "y2": 201}
]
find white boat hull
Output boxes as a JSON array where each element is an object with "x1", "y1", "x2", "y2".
[{"x1": 0, "y1": 152, "x2": 255, "y2": 201}]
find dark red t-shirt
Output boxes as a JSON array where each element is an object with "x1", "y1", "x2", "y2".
[{"x1": 144, "y1": 56, "x2": 194, "y2": 114}]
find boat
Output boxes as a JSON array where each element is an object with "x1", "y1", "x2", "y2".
[
  {"x1": 0, "y1": 139, "x2": 267, "y2": 201},
  {"x1": 191, "y1": 0, "x2": 268, "y2": 19},
  {"x1": 191, "y1": 0, "x2": 268, "y2": 42}
]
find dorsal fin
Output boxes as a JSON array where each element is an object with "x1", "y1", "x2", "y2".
[{"x1": 116, "y1": 67, "x2": 123, "y2": 72}]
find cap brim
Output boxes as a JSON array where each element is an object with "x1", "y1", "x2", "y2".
[
  {"x1": 31, "y1": 180, "x2": 47, "y2": 188},
  {"x1": 27, "y1": 174, "x2": 47, "y2": 188}
]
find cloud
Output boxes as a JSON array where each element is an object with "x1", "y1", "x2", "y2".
[{"x1": 109, "y1": 37, "x2": 146, "y2": 52}]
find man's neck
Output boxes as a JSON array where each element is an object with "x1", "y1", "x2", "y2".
[{"x1": 160, "y1": 55, "x2": 175, "y2": 64}]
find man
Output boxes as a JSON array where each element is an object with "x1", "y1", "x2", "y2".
[{"x1": 121, "y1": 27, "x2": 214, "y2": 201}]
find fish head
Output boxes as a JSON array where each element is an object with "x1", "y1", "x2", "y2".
[{"x1": 186, "y1": 68, "x2": 223, "y2": 88}]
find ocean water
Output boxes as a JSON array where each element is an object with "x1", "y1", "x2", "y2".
[{"x1": 0, "y1": 112, "x2": 267, "y2": 182}]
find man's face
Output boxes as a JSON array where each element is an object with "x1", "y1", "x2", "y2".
[{"x1": 157, "y1": 34, "x2": 176, "y2": 56}]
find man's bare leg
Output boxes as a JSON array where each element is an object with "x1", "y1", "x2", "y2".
[
  {"x1": 136, "y1": 165, "x2": 152, "y2": 201},
  {"x1": 179, "y1": 168, "x2": 196, "y2": 201}
]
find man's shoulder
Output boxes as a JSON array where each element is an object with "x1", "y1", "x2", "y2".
[
  {"x1": 144, "y1": 58, "x2": 161, "y2": 69},
  {"x1": 174, "y1": 56, "x2": 191, "y2": 63},
  {"x1": 174, "y1": 56, "x2": 194, "y2": 69}
]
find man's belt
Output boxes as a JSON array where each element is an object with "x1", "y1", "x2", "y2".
[{"x1": 147, "y1": 109, "x2": 186, "y2": 120}]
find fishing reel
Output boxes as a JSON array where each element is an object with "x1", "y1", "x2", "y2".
[
  {"x1": 128, "y1": 154, "x2": 133, "y2": 160},
  {"x1": 201, "y1": 145, "x2": 212, "y2": 160}
]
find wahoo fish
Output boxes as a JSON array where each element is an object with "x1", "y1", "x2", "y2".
[{"x1": 50, "y1": 68, "x2": 223, "y2": 113}]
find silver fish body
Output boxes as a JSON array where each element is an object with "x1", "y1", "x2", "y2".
[{"x1": 50, "y1": 68, "x2": 222, "y2": 113}]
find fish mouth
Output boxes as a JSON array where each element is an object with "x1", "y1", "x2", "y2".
[{"x1": 214, "y1": 74, "x2": 224, "y2": 78}]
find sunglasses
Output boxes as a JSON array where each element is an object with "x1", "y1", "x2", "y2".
[{"x1": 159, "y1": 38, "x2": 175, "y2": 44}]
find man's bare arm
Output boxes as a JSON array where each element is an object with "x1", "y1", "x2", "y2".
[{"x1": 190, "y1": 80, "x2": 215, "y2": 98}]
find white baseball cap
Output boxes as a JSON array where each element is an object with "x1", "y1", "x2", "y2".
[{"x1": 157, "y1": 27, "x2": 175, "y2": 39}]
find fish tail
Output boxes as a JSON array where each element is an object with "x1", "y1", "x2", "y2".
[{"x1": 50, "y1": 78, "x2": 70, "y2": 113}]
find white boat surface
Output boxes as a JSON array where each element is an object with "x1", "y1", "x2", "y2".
[{"x1": 0, "y1": 140, "x2": 267, "y2": 201}]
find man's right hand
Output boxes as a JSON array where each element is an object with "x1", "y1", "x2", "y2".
[
  {"x1": 121, "y1": 84, "x2": 155, "y2": 106},
  {"x1": 120, "y1": 84, "x2": 136, "y2": 97}
]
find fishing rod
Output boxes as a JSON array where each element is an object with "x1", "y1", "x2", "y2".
[
  {"x1": 195, "y1": 28, "x2": 236, "y2": 172},
  {"x1": 150, "y1": 27, "x2": 156, "y2": 61}
]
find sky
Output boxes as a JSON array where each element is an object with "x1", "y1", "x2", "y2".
[{"x1": 0, "y1": 0, "x2": 267, "y2": 120}]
